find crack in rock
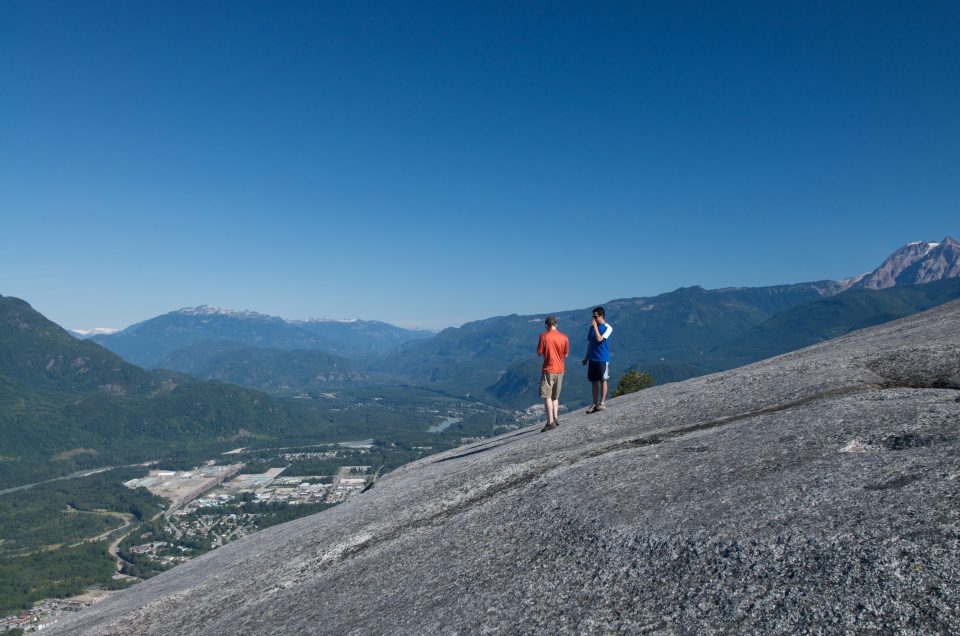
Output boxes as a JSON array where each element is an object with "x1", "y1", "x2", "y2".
[
  {"x1": 585, "y1": 385, "x2": 874, "y2": 459},
  {"x1": 863, "y1": 474, "x2": 923, "y2": 491},
  {"x1": 432, "y1": 429, "x2": 538, "y2": 463}
]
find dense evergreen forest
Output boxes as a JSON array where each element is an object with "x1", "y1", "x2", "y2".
[{"x1": 0, "y1": 468, "x2": 158, "y2": 614}]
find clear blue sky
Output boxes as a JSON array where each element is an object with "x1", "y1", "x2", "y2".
[{"x1": 2, "y1": 1, "x2": 958, "y2": 331}]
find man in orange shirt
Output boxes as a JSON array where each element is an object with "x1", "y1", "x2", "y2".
[{"x1": 537, "y1": 315, "x2": 569, "y2": 432}]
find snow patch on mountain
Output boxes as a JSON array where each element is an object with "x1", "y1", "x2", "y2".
[
  {"x1": 175, "y1": 305, "x2": 276, "y2": 320},
  {"x1": 295, "y1": 318, "x2": 360, "y2": 324},
  {"x1": 70, "y1": 327, "x2": 120, "y2": 337}
]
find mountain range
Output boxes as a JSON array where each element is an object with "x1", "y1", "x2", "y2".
[
  {"x1": 84, "y1": 306, "x2": 430, "y2": 391},
  {"x1": 85, "y1": 236, "x2": 960, "y2": 405},
  {"x1": 385, "y1": 236, "x2": 960, "y2": 406}
]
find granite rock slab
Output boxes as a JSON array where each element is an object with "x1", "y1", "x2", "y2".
[{"x1": 52, "y1": 301, "x2": 960, "y2": 634}]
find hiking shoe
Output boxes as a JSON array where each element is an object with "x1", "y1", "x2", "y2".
[
  {"x1": 585, "y1": 404, "x2": 598, "y2": 414},
  {"x1": 541, "y1": 422, "x2": 558, "y2": 432},
  {"x1": 596, "y1": 403, "x2": 606, "y2": 411}
]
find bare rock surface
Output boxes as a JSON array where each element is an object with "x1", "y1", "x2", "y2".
[
  {"x1": 856, "y1": 235, "x2": 960, "y2": 290},
  {"x1": 53, "y1": 301, "x2": 960, "y2": 635}
]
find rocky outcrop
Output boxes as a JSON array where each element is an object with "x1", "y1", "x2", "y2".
[
  {"x1": 853, "y1": 236, "x2": 960, "y2": 290},
  {"x1": 53, "y1": 301, "x2": 960, "y2": 634}
]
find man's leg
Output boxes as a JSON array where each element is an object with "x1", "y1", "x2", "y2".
[
  {"x1": 552, "y1": 375, "x2": 563, "y2": 423},
  {"x1": 586, "y1": 381, "x2": 600, "y2": 413},
  {"x1": 596, "y1": 362, "x2": 609, "y2": 409},
  {"x1": 540, "y1": 373, "x2": 555, "y2": 425}
]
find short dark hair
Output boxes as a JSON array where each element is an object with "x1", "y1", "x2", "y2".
[
  {"x1": 545, "y1": 315, "x2": 557, "y2": 327},
  {"x1": 592, "y1": 306, "x2": 605, "y2": 317}
]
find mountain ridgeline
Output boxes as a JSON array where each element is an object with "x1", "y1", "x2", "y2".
[
  {"x1": 387, "y1": 237, "x2": 960, "y2": 406},
  {"x1": 382, "y1": 281, "x2": 843, "y2": 404},
  {"x1": 449, "y1": 278, "x2": 960, "y2": 408},
  {"x1": 88, "y1": 307, "x2": 431, "y2": 392},
  {"x1": 704, "y1": 276, "x2": 960, "y2": 368},
  {"x1": 84, "y1": 237, "x2": 960, "y2": 407}
]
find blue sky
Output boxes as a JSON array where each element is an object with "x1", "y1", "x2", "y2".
[{"x1": 2, "y1": 1, "x2": 958, "y2": 331}]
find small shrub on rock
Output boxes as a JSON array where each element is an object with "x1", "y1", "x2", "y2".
[{"x1": 612, "y1": 370, "x2": 655, "y2": 397}]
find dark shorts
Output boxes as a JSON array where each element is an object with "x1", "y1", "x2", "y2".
[{"x1": 587, "y1": 360, "x2": 609, "y2": 382}]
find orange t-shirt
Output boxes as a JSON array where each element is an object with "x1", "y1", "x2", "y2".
[{"x1": 537, "y1": 329, "x2": 569, "y2": 374}]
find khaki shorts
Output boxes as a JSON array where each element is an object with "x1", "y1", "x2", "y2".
[{"x1": 540, "y1": 372, "x2": 564, "y2": 399}]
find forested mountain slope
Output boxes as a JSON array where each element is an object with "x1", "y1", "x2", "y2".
[{"x1": 0, "y1": 296, "x2": 334, "y2": 488}]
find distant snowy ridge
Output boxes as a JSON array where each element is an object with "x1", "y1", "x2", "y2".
[
  {"x1": 178, "y1": 306, "x2": 366, "y2": 326},
  {"x1": 69, "y1": 327, "x2": 120, "y2": 337},
  {"x1": 172, "y1": 307, "x2": 435, "y2": 333},
  {"x1": 293, "y1": 317, "x2": 361, "y2": 325},
  {"x1": 175, "y1": 305, "x2": 277, "y2": 320},
  {"x1": 89, "y1": 304, "x2": 435, "y2": 369}
]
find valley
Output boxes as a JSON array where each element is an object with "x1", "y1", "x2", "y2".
[{"x1": 0, "y1": 385, "x2": 519, "y2": 627}]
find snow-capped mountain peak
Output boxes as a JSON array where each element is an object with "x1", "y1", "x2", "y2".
[
  {"x1": 175, "y1": 305, "x2": 276, "y2": 320},
  {"x1": 905, "y1": 240, "x2": 940, "y2": 252},
  {"x1": 849, "y1": 236, "x2": 959, "y2": 290}
]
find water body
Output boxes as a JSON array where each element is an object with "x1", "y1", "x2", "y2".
[{"x1": 427, "y1": 417, "x2": 462, "y2": 433}]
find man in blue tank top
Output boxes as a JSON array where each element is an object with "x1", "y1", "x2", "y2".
[{"x1": 582, "y1": 306, "x2": 613, "y2": 413}]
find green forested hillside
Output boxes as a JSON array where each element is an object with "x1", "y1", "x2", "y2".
[
  {"x1": 0, "y1": 296, "x2": 339, "y2": 489},
  {"x1": 378, "y1": 282, "x2": 840, "y2": 400},
  {"x1": 156, "y1": 342, "x2": 366, "y2": 393},
  {"x1": 0, "y1": 296, "x2": 157, "y2": 396},
  {"x1": 704, "y1": 277, "x2": 960, "y2": 366},
  {"x1": 0, "y1": 467, "x2": 160, "y2": 614},
  {"x1": 484, "y1": 279, "x2": 960, "y2": 407},
  {"x1": 602, "y1": 282, "x2": 843, "y2": 362}
]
